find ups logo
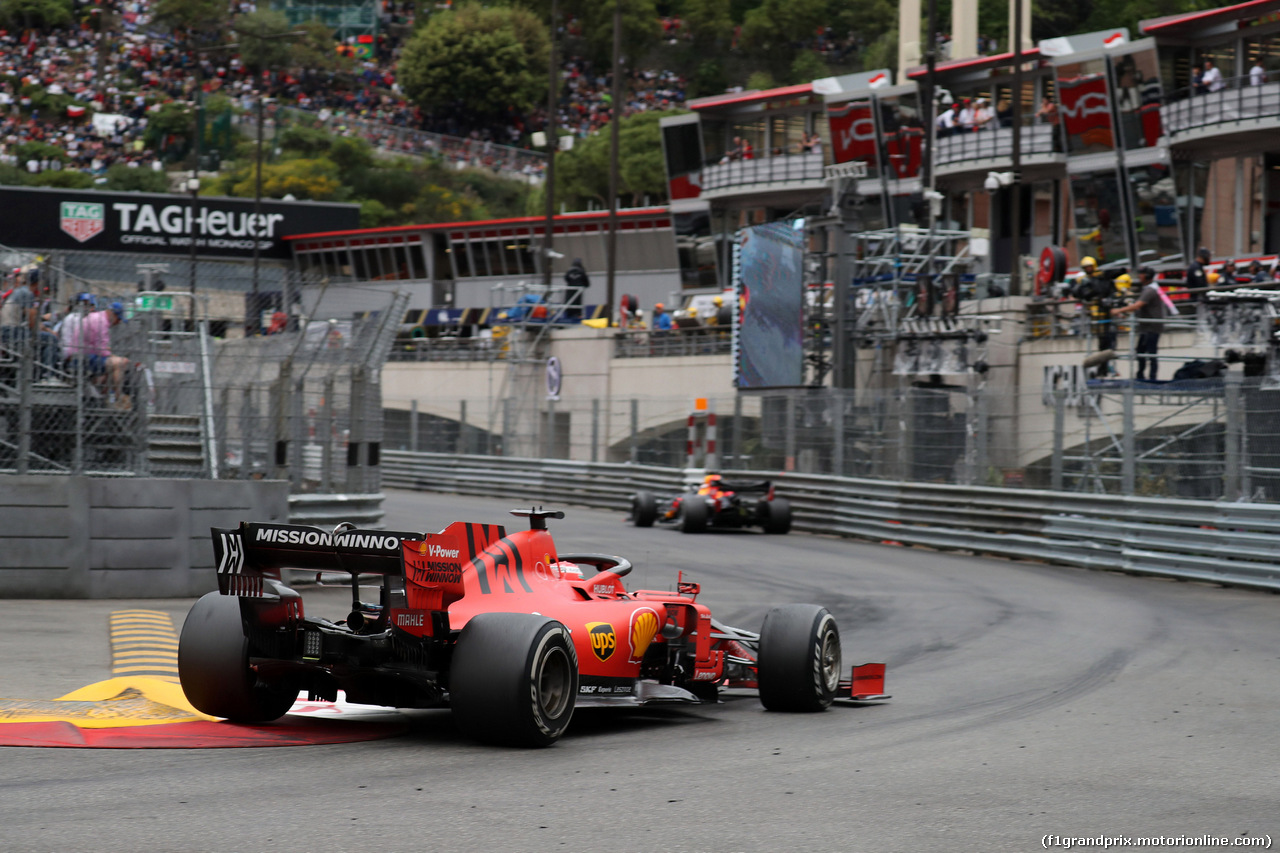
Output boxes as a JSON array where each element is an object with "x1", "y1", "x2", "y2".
[{"x1": 586, "y1": 622, "x2": 616, "y2": 662}]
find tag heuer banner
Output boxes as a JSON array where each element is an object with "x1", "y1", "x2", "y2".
[{"x1": 0, "y1": 186, "x2": 359, "y2": 260}]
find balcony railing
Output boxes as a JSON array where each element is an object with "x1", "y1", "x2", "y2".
[
  {"x1": 1162, "y1": 75, "x2": 1280, "y2": 136},
  {"x1": 934, "y1": 117, "x2": 1059, "y2": 168},
  {"x1": 699, "y1": 151, "x2": 826, "y2": 193}
]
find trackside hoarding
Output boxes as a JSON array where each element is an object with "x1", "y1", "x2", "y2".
[{"x1": 0, "y1": 186, "x2": 359, "y2": 260}]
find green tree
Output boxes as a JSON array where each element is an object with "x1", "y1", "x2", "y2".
[
  {"x1": 0, "y1": 0, "x2": 72, "y2": 29},
  {"x1": 31, "y1": 170, "x2": 95, "y2": 189},
  {"x1": 150, "y1": 0, "x2": 228, "y2": 41},
  {"x1": 739, "y1": 0, "x2": 826, "y2": 80},
  {"x1": 289, "y1": 19, "x2": 347, "y2": 73},
  {"x1": 235, "y1": 9, "x2": 296, "y2": 76},
  {"x1": 102, "y1": 164, "x2": 172, "y2": 194},
  {"x1": 231, "y1": 158, "x2": 343, "y2": 200},
  {"x1": 399, "y1": 3, "x2": 550, "y2": 120},
  {"x1": 546, "y1": 109, "x2": 682, "y2": 209},
  {"x1": 790, "y1": 50, "x2": 827, "y2": 84},
  {"x1": 565, "y1": 0, "x2": 662, "y2": 66},
  {"x1": 0, "y1": 164, "x2": 27, "y2": 186},
  {"x1": 684, "y1": 0, "x2": 733, "y2": 49}
]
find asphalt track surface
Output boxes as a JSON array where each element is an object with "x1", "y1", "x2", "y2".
[{"x1": 2, "y1": 488, "x2": 1278, "y2": 853}]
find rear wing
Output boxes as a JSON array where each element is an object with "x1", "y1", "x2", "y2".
[
  {"x1": 718, "y1": 479, "x2": 772, "y2": 493},
  {"x1": 212, "y1": 522, "x2": 423, "y2": 596}
]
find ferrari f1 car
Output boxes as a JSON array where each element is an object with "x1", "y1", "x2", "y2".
[
  {"x1": 630, "y1": 474, "x2": 792, "y2": 534},
  {"x1": 179, "y1": 508, "x2": 885, "y2": 747}
]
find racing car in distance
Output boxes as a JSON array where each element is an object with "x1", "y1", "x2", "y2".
[
  {"x1": 631, "y1": 473, "x2": 792, "y2": 534},
  {"x1": 178, "y1": 508, "x2": 886, "y2": 747}
]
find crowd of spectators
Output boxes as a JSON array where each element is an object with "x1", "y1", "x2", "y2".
[{"x1": 0, "y1": 0, "x2": 702, "y2": 184}]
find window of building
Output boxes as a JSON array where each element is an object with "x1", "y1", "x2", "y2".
[
  {"x1": 1113, "y1": 48, "x2": 1164, "y2": 151},
  {"x1": 1070, "y1": 169, "x2": 1130, "y2": 267},
  {"x1": 1128, "y1": 163, "x2": 1182, "y2": 264}
]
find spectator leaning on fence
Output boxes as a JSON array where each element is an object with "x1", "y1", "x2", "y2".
[
  {"x1": 652, "y1": 302, "x2": 672, "y2": 333},
  {"x1": 62, "y1": 301, "x2": 130, "y2": 409}
]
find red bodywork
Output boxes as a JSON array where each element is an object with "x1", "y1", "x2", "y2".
[{"x1": 391, "y1": 521, "x2": 734, "y2": 688}]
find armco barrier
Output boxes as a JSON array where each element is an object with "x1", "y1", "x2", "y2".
[
  {"x1": 288, "y1": 493, "x2": 386, "y2": 529},
  {"x1": 380, "y1": 451, "x2": 1280, "y2": 592}
]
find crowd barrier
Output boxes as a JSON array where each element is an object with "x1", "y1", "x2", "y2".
[{"x1": 382, "y1": 450, "x2": 1280, "y2": 592}]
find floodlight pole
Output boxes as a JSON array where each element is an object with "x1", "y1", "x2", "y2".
[
  {"x1": 1009, "y1": 0, "x2": 1024, "y2": 295},
  {"x1": 543, "y1": 0, "x2": 558, "y2": 291},
  {"x1": 606, "y1": 0, "x2": 622, "y2": 325}
]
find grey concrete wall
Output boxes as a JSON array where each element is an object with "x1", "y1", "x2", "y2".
[{"x1": 0, "y1": 477, "x2": 290, "y2": 599}]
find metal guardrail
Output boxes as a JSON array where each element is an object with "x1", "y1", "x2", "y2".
[
  {"x1": 288, "y1": 492, "x2": 386, "y2": 528},
  {"x1": 381, "y1": 450, "x2": 1280, "y2": 591}
]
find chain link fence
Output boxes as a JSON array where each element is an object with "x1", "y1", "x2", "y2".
[
  {"x1": 1, "y1": 243, "x2": 403, "y2": 489},
  {"x1": 380, "y1": 373, "x2": 1280, "y2": 502}
]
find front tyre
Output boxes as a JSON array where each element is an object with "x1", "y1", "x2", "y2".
[
  {"x1": 756, "y1": 604, "x2": 841, "y2": 712},
  {"x1": 178, "y1": 592, "x2": 297, "y2": 722},
  {"x1": 677, "y1": 497, "x2": 709, "y2": 533},
  {"x1": 450, "y1": 613, "x2": 578, "y2": 747},
  {"x1": 632, "y1": 491, "x2": 658, "y2": 527}
]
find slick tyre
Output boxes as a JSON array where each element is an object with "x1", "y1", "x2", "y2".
[
  {"x1": 760, "y1": 497, "x2": 792, "y2": 534},
  {"x1": 632, "y1": 491, "x2": 658, "y2": 527},
  {"x1": 178, "y1": 592, "x2": 297, "y2": 722},
  {"x1": 757, "y1": 604, "x2": 841, "y2": 712},
  {"x1": 677, "y1": 497, "x2": 708, "y2": 533},
  {"x1": 450, "y1": 613, "x2": 578, "y2": 747}
]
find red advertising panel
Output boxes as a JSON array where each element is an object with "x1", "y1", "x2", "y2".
[
  {"x1": 827, "y1": 100, "x2": 878, "y2": 168},
  {"x1": 1058, "y1": 73, "x2": 1114, "y2": 149}
]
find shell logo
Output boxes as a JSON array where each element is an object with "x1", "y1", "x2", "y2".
[{"x1": 629, "y1": 608, "x2": 660, "y2": 663}]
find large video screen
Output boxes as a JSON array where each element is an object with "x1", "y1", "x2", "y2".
[{"x1": 735, "y1": 221, "x2": 805, "y2": 389}]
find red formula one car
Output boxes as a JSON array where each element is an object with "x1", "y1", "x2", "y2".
[
  {"x1": 631, "y1": 474, "x2": 792, "y2": 534},
  {"x1": 179, "y1": 508, "x2": 886, "y2": 747}
]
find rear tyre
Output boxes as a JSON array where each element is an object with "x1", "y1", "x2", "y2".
[
  {"x1": 760, "y1": 497, "x2": 792, "y2": 534},
  {"x1": 178, "y1": 592, "x2": 297, "y2": 722},
  {"x1": 677, "y1": 497, "x2": 709, "y2": 533},
  {"x1": 632, "y1": 491, "x2": 658, "y2": 527},
  {"x1": 757, "y1": 604, "x2": 840, "y2": 712},
  {"x1": 450, "y1": 613, "x2": 578, "y2": 747}
]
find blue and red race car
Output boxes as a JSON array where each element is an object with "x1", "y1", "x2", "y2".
[
  {"x1": 179, "y1": 508, "x2": 885, "y2": 747},
  {"x1": 631, "y1": 474, "x2": 793, "y2": 534}
]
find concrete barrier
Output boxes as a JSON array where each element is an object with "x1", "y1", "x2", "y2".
[{"x1": 0, "y1": 476, "x2": 289, "y2": 599}]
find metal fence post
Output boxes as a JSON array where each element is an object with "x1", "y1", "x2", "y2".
[
  {"x1": 1224, "y1": 371, "x2": 1243, "y2": 501},
  {"x1": 629, "y1": 398, "x2": 638, "y2": 464},
  {"x1": 832, "y1": 390, "x2": 844, "y2": 477},
  {"x1": 290, "y1": 378, "x2": 305, "y2": 490},
  {"x1": 458, "y1": 399, "x2": 468, "y2": 455},
  {"x1": 347, "y1": 369, "x2": 367, "y2": 494},
  {"x1": 72, "y1": 351, "x2": 84, "y2": 475},
  {"x1": 502, "y1": 397, "x2": 511, "y2": 458},
  {"x1": 784, "y1": 389, "x2": 797, "y2": 472},
  {"x1": 544, "y1": 395, "x2": 555, "y2": 460},
  {"x1": 1052, "y1": 385, "x2": 1066, "y2": 491},
  {"x1": 240, "y1": 386, "x2": 253, "y2": 480},
  {"x1": 409, "y1": 399, "x2": 419, "y2": 453},
  {"x1": 16, "y1": 331, "x2": 31, "y2": 475},
  {"x1": 322, "y1": 375, "x2": 335, "y2": 493},
  {"x1": 1122, "y1": 377, "x2": 1136, "y2": 495},
  {"x1": 591, "y1": 398, "x2": 599, "y2": 463},
  {"x1": 975, "y1": 379, "x2": 989, "y2": 486},
  {"x1": 732, "y1": 393, "x2": 742, "y2": 470},
  {"x1": 898, "y1": 381, "x2": 913, "y2": 481}
]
